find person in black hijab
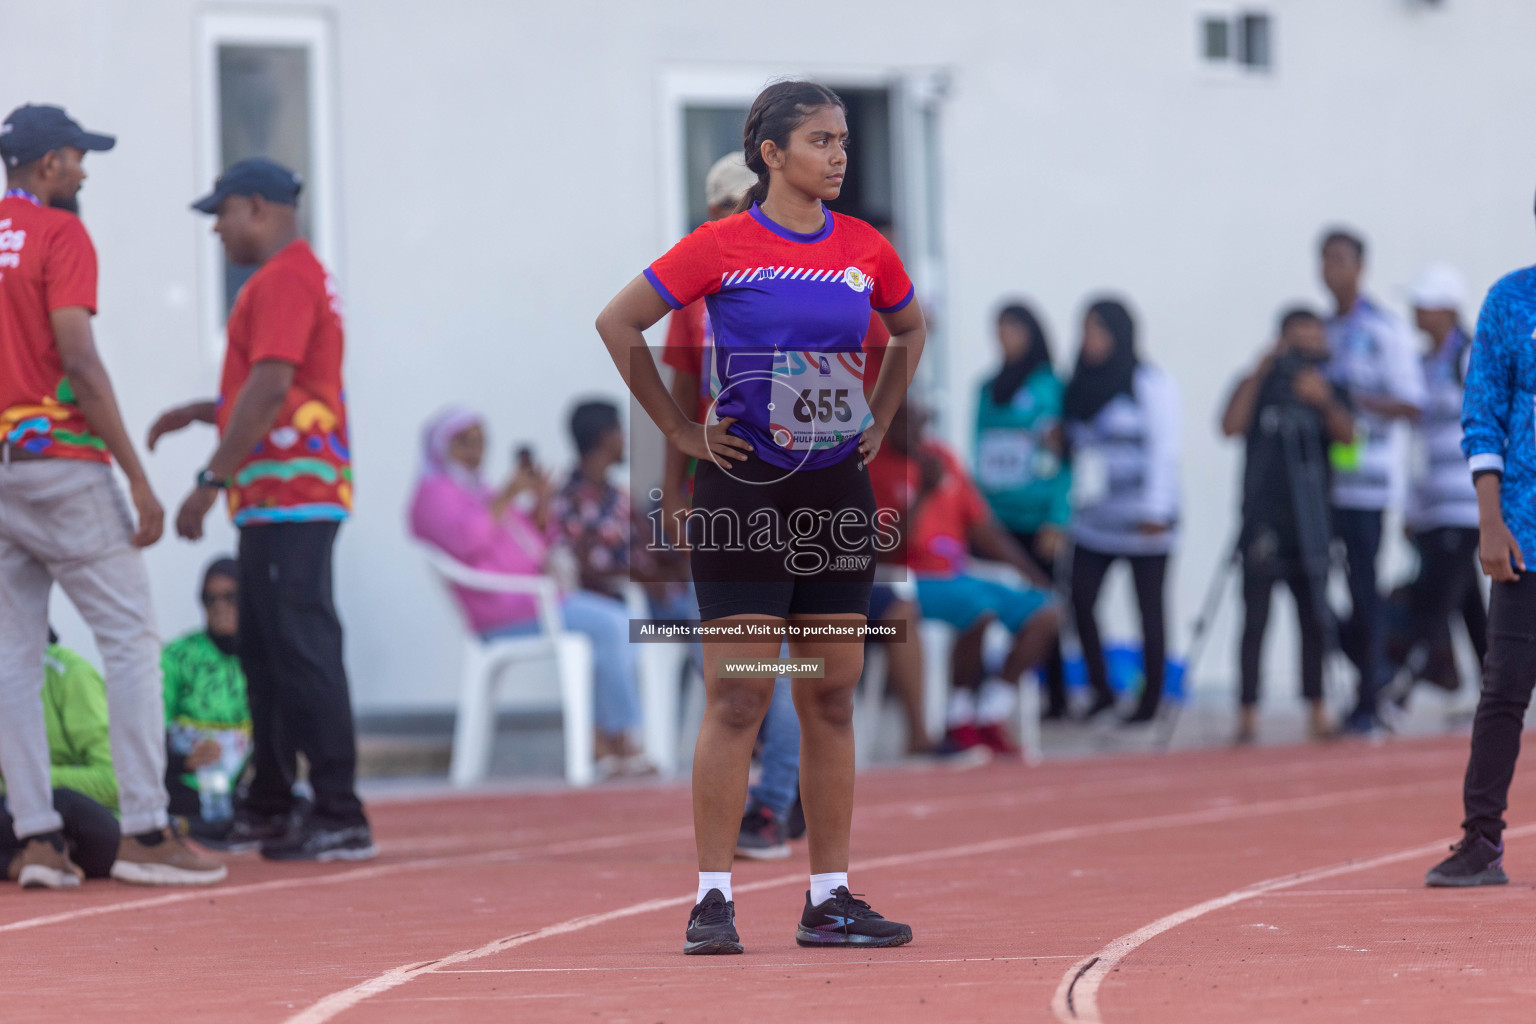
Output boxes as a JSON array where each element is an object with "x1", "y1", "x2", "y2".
[{"x1": 1063, "y1": 298, "x2": 1182, "y2": 725}]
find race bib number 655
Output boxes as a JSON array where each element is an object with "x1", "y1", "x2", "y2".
[{"x1": 768, "y1": 350, "x2": 873, "y2": 451}]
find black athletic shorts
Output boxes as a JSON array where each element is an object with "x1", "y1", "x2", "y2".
[{"x1": 687, "y1": 451, "x2": 878, "y2": 620}]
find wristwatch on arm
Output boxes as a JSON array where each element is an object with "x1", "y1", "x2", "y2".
[{"x1": 196, "y1": 469, "x2": 229, "y2": 490}]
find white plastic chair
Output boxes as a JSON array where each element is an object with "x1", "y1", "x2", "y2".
[{"x1": 417, "y1": 544, "x2": 597, "y2": 787}]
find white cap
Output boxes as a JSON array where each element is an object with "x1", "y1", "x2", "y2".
[
  {"x1": 1409, "y1": 262, "x2": 1466, "y2": 312},
  {"x1": 704, "y1": 152, "x2": 757, "y2": 210}
]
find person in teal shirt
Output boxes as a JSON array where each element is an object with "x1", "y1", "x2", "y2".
[
  {"x1": 0, "y1": 629, "x2": 122, "y2": 882},
  {"x1": 161, "y1": 559, "x2": 252, "y2": 839},
  {"x1": 973, "y1": 302, "x2": 1072, "y2": 718}
]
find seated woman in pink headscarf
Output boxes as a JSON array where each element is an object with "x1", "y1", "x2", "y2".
[{"x1": 409, "y1": 407, "x2": 652, "y2": 777}]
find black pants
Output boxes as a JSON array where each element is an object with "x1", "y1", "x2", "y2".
[
  {"x1": 1240, "y1": 540, "x2": 1324, "y2": 707},
  {"x1": 1409, "y1": 527, "x2": 1487, "y2": 686},
  {"x1": 1010, "y1": 530, "x2": 1067, "y2": 715},
  {"x1": 1333, "y1": 507, "x2": 1384, "y2": 718},
  {"x1": 1070, "y1": 544, "x2": 1169, "y2": 716},
  {"x1": 238, "y1": 522, "x2": 366, "y2": 828},
  {"x1": 1462, "y1": 572, "x2": 1536, "y2": 839},
  {"x1": 0, "y1": 789, "x2": 120, "y2": 879}
]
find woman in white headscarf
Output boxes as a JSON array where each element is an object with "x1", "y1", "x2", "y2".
[{"x1": 408, "y1": 407, "x2": 651, "y2": 776}]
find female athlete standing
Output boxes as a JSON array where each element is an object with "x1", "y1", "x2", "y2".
[{"x1": 596, "y1": 80, "x2": 926, "y2": 955}]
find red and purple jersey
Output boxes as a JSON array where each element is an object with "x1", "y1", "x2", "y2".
[{"x1": 645, "y1": 203, "x2": 914, "y2": 470}]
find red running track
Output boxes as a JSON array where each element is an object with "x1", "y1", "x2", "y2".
[{"x1": 2, "y1": 735, "x2": 1530, "y2": 1023}]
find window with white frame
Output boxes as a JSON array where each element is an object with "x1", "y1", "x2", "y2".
[
  {"x1": 1199, "y1": 10, "x2": 1273, "y2": 71},
  {"x1": 196, "y1": 12, "x2": 337, "y2": 354}
]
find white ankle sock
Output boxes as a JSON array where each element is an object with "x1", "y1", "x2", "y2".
[
  {"x1": 809, "y1": 871, "x2": 848, "y2": 906},
  {"x1": 977, "y1": 677, "x2": 1018, "y2": 725},
  {"x1": 946, "y1": 688, "x2": 977, "y2": 728},
  {"x1": 697, "y1": 871, "x2": 731, "y2": 903}
]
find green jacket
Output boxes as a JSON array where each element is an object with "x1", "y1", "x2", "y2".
[
  {"x1": 161, "y1": 631, "x2": 250, "y2": 730},
  {"x1": 41, "y1": 645, "x2": 118, "y2": 811},
  {"x1": 973, "y1": 368, "x2": 1072, "y2": 534}
]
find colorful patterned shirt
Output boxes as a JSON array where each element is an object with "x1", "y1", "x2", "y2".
[{"x1": 219, "y1": 238, "x2": 353, "y2": 526}]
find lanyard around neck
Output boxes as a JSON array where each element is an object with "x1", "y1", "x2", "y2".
[{"x1": 2, "y1": 188, "x2": 40, "y2": 207}]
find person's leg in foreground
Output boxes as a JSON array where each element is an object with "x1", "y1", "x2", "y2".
[
  {"x1": 788, "y1": 618, "x2": 912, "y2": 949},
  {"x1": 686, "y1": 622, "x2": 783, "y2": 954}
]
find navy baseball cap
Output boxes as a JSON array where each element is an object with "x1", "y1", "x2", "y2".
[
  {"x1": 191, "y1": 157, "x2": 302, "y2": 213},
  {"x1": 0, "y1": 104, "x2": 115, "y2": 168}
]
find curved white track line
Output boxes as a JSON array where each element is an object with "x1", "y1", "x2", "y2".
[
  {"x1": 281, "y1": 780, "x2": 1448, "y2": 1024},
  {"x1": 1050, "y1": 821, "x2": 1536, "y2": 1023}
]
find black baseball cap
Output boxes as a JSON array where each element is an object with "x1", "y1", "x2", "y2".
[
  {"x1": 0, "y1": 104, "x2": 115, "y2": 169},
  {"x1": 191, "y1": 157, "x2": 302, "y2": 213}
]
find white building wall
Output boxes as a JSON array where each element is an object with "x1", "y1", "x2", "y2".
[{"x1": 4, "y1": 0, "x2": 1534, "y2": 710}]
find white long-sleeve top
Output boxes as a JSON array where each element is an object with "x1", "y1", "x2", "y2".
[
  {"x1": 1406, "y1": 327, "x2": 1478, "y2": 531},
  {"x1": 1325, "y1": 296, "x2": 1427, "y2": 510},
  {"x1": 1066, "y1": 364, "x2": 1181, "y2": 557}
]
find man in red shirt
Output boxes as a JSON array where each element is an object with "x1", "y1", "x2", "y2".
[
  {"x1": 0, "y1": 104, "x2": 224, "y2": 887},
  {"x1": 148, "y1": 158, "x2": 373, "y2": 862}
]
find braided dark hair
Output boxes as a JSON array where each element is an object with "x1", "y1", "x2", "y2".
[{"x1": 738, "y1": 80, "x2": 845, "y2": 212}]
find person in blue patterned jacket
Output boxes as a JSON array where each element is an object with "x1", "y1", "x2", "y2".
[{"x1": 1426, "y1": 214, "x2": 1536, "y2": 887}]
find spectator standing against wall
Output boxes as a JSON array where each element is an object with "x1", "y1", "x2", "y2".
[
  {"x1": 1397, "y1": 264, "x2": 1486, "y2": 700},
  {"x1": 1220, "y1": 309, "x2": 1355, "y2": 744},
  {"x1": 1318, "y1": 228, "x2": 1427, "y2": 734},
  {"x1": 972, "y1": 301, "x2": 1072, "y2": 719},
  {"x1": 150, "y1": 159, "x2": 374, "y2": 862},
  {"x1": 0, "y1": 103, "x2": 223, "y2": 888},
  {"x1": 1062, "y1": 299, "x2": 1181, "y2": 725}
]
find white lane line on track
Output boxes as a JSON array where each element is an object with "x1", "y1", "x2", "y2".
[
  {"x1": 1049, "y1": 821, "x2": 1536, "y2": 1023},
  {"x1": 280, "y1": 779, "x2": 1451, "y2": 1024},
  {"x1": 0, "y1": 825, "x2": 693, "y2": 936},
  {"x1": 437, "y1": 955, "x2": 1085, "y2": 973}
]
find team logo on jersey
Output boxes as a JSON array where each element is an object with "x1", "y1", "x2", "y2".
[{"x1": 843, "y1": 267, "x2": 870, "y2": 293}]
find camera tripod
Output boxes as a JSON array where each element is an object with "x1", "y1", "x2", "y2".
[{"x1": 1158, "y1": 404, "x2": 1343, "y2": 750}]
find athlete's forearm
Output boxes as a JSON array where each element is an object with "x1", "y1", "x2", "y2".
[
  {"x1": 868, "y1": 327, "x2": 926, "y2": 430},
  {"x1": 597, "y1": 277, "x2": 692, "y2": 442}
]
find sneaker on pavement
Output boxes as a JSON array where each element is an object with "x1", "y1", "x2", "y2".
[
  {"x1": 936, "y1": 724, "x2": 985, "y2": 755},
  {"x1": 735, "y1": 801, "x2": 790, "y2": 860},
  {"x1": 1426, "y1": 832, "x2": 1508, "y2": 887},
  {"x1": 796, "y1": 886, "x2": 912, "y2": 948},
  {"x1": 16, "y1": 831, "x2": 83, "y2": 890},
  {"x1": 111, "y1": 828, "x2": 227, "y2": 886},
  {"x1": 260, "y1": 820, "x2": 377, "y2": 862},
  {"x1": 684, "y1": 887, "x2": 743, "y2": 955}
]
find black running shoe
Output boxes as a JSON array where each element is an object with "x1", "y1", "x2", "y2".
[
  {"x1": 796, "y1": 886, "x2": 912, "y2": 948},
  {"x1": 1426, "y1": 832, "x2": 1508, "y2": 887},
  {"x1": 684, "y1": 888, "x2": 742, "y2": 955},
  {"x1": 213, "y1": 809, "x2": 292, "y2": 853},
  {"x1": 260, "y1": 820, "x2": 378, "y2": 862},
  {"x1": 735, "y1": 801, "x2": 789, "y2": 860}
]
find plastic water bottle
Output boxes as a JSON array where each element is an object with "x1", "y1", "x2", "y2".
[{"x1": 196, "y1": 765, "x2": 232, "y2": 822}]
